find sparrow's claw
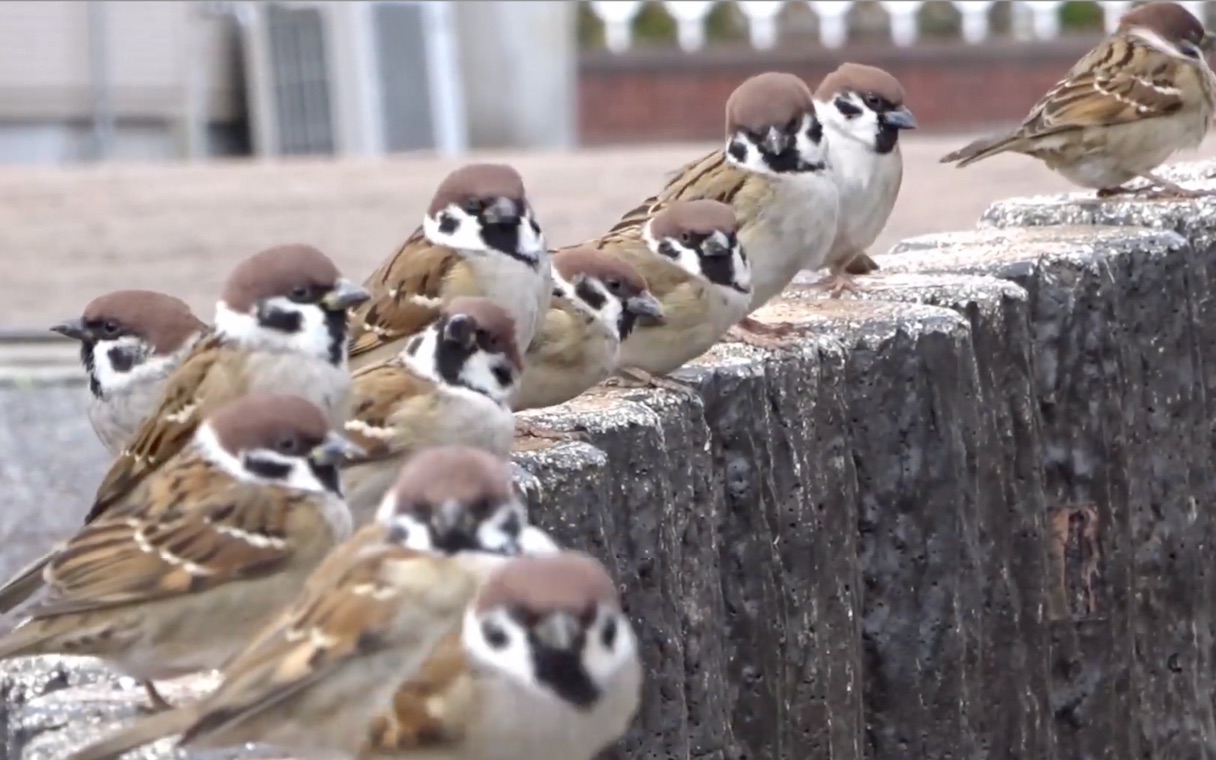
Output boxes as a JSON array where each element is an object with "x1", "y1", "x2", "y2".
[
  {"x1": 812, "y1": 273, "x2": 864, "y2": 299},
  {"x1": 609, "y1": 367, "x2": 700, "y2": 399},
  {"x1": 514, "y1": 420, "x2": 590, "y2": 445},
  {"x1": 139, "y1": 680, "x2": 174, "y2": 714}
]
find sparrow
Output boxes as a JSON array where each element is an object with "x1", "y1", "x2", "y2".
[
  {"x1": 609, "y1": 70, "x2": 839, "y2": 345},
  {"x1": 64, "y1": 446, "x2": 523, "y2": 760},
  {"x1": 814, "y1": 63, "x2": 916, "y2": 296},
  {"x1": 0, "y1": 392, "x2": 359, "y2": 714},
  {"x1": 348, "y1": 163, "x2": 551, "y2": 370},
  {"x1": 940, "y1": 1, "x2": 1216, "y2": 199},
  {"x1": 587, "y1": 199, "x2": 752, "y2": 390},
  {"x1": 0, "y1": 243, "x2": 369, "y2": 616},
  {"x1": 52, "y1": 289, "x2": 209, "y2": 457},
  {"x1": 360, "y1": 551, "x2": 642, "y2": 760},
  {"x1": 340, "y1": 297, "x2": 524, "y2": 523},
  {"x1": 512, "y1": 246, "x2": 663, "y2": 440}
]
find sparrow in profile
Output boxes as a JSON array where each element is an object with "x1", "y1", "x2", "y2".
[
  {"x1": 610, "y1": 71, "x2": 838, "y2": 344},
  {"x1": 0, "y1": 243, "x2": 369, "y2": 616},
  {"x1": 0, "y1": 393, "x2": 359, "y2": 713},
  {"x1": 52, "y1": 289, "x2": 209, "y2": 457},
  {"x1": 340, "y1": 297, "x2": 523, "y2": 522},
  {"x1": 814, "y1": 63, "x2": 916, "y2": 296},
  {"x1": 65, "y1": 447, "x2": 516, "y2": 760},
  {"x1": 941, "y1": 1, "x2": 1216, "y2": 199},
  {"x1": 348, "y1": 163, "x2": 551, "y2": 370},
  {"x1": 360, "y1": 551, "x2": 642, "y2": 760},
  {"x1": 587, "y1": 199, "x2": 752, "y2": 388},
  {"x1": 512, "y1": 246, "x2": 662, "y2": 440}
]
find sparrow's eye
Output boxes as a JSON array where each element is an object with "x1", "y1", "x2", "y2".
[
  {"x1": 863, "y1": 94, "x2": 881, "y2": 110},
  {"x1": 679, "y1": 231, "x2": 694, "y2": 245},
  {"x1": 277, "y1": 436, "x2": 300, "y2": 454},
  {"x1": 785, "y1": 117, "x2": 800, "y2": 133},
  {"x1": 289, "y1": 285, "x2": 311, "y2": 302},
  {"x1": 462, "y1": 198, "x2": 482, "y2": 215},
  {"x1": 605, "y1": 277, "x2": 623, "y2": 293},
  {"x1": 101, "y1": 319, "x2": 120, "y2": 336}
]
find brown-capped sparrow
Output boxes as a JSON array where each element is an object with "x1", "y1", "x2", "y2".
[
  {"x1": 64, "y1": 446, "x2": 527, "y2": 760},
  {"x1": 941, "y1": 1, "x2": 1216, "y2": 199},
  {"x1": 512, "y1": 246, "x2": 662, "y2": 440},
  {"x1": 0, "y1": 244, "x2": 369, "y2": 616},
  {"x1": 51, "y1": 289, "x2": 209, "y2": 457},
  {"x1": 360, "y1": 551, "x2": 642, "y2": 760},
  {"x1": 814, "y1": 63, "x2": 915, "y2": 296},
  {"x1": 587, "y1": 199, "x2": 752, "y2": 390},
  {"x1": 339, "y1": 297, "x2": 524, "y2": 523},
  {"x1": 348, "y1": 163, "x2": 551, "y2": 370},
  {"x1": 610, "y1": 71, "x2": 838, "y2": 345},
  {"x1": 0, "y1": 393, "x2": 359, "y2": 714}
]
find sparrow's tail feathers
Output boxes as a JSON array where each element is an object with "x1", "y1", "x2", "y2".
[
  {"x1": 65, "y1": 707, "x2": 199, "y2": 760},
  {"x1": 0, "y1": 553, "x2": 50, "y2": 614},
  {"x1": 939, "y1": 132, "x2": 1020, "y2": 168}
]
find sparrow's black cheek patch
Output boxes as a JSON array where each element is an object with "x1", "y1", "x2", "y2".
[
  {"x1": 656, "y1": 240, "x2": 680, "y2": 260},
  {"x1": 438, "y1": 213, "x2": 459, "y2": 235},
  {"x1": 244, "y1": 454, "x2": 293, "y2": 482},
  {"x1": 806, "y1": 119, "x2": 823, "y2": 144},
  {"x1": 106, "y1": 345, "x2": 137, "y2": 373},
  {"x1": 257, "y1": 304, "x2": 303, "y2": 334},
  {"x1": 835, "y1": 96, "x2": 863, "y2": 119},
  {"x1": 575, "y1": 281, "x2": 607, "y2": 311},
  {"x1": 727, "y1": 140, "x2": 748, "y2": 163},
  {"x1": 491, "y1": 364, "x2": 514, "y2": 389}
]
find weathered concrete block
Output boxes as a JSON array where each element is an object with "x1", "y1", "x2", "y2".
[
  {"x1": 794, "y1": 273, "x2": 1056, "y2": 760},
  {"x1": 884, "y1": 225, "x2": 1216, "y2": 759}
]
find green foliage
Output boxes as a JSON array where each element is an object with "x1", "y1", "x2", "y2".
[
  {"x1": 1059, "y1": 1, "x2": 1103, "y2": 31},
  {"x1": 632, "y1": 1, "x2": 677, "y2": 46}
]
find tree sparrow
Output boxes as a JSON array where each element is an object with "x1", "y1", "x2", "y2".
[
  {"x1": 52, "y1": 289, "x2": 209, "y2": 457},
  {"x1": 64, "y1": 447, "x2": 523, "y2": 760},
  {"x1": 610, "y1": 71, "x2": 838, "y2": 344},
  {"x1": 0, "y1": 243, "x2": 369, "y2": 616},
  {"x1": 340, "y1": 297, "x2": 524, "y2": 522},
  {"x1": 348, "y1": 163, "x2": 551, "y2": 370},
  {"x1": 590, "y1": 199, "x2": 752, "y2": 388},
  {"x1": 941, "y1": 1, "x2": 1216, "y2": 199},
  {"x1": 814, "y1": 63, "x2": 916, "y2": 296},
  {"x1": 0, "y1": 393, "x2": 359, "y2": 713},
  {"x1": 512, "y1": 246, "x2": 662, "y2": 440},
  {"x1": 360, "y1": 551, "x2": 642, "y2": 760}
]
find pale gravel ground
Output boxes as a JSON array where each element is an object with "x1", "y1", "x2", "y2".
[{"x1": 3, "y1": 132, "x2": 1215, "y2": 331}]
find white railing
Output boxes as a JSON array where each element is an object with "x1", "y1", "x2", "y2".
[{"x1": 585, "y1": 0, "x2": 1210, "y2": 52}]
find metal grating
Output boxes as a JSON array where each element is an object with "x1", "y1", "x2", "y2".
[
  {"x1": 265, "y1": 3, "x2": 334, "y2": 155},
  {"x1": 372, "y1": 2, "x2": 436, "y2": 153}
]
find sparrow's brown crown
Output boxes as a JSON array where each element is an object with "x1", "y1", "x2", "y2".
[
  {"x1": 725, "y1": 72, "x2": 816, "y2": 135},
  {"x1": 442, "y1": 296, "x2": 524, "y2": 371},
  {"x1": 815, "y1": 63, "x2": 906, "y2": 106},
  {"x1": 475, "y1": 552, "x2": 619, "y2": 615},
  {"x1": 386, "y1": 445, "x2": 516, "y2": 522},
  {"x1": 649, "y1": 200, "x2": 739, "y2": 239},
  {"x1": 221, "y1": 244, "x2": 342, "y2": 313},
  {"x1": 427, "y1": 163, "x2": 528, "y2": 216},
  {"x1": 1118, "y1": 2, "x2": 1206, "y2": 46},
  {"x1": 553, "y1": 247, "x2": 649, "y2": 299},
  {"x1": 74, "y1": 289, "x2": 204, "y2": 355},
  {"x1": 209, "y1": 392, "x2": 331, "y2": 457}
]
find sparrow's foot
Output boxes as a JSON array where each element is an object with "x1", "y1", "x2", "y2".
[
  {"x1": 812, "y1": 273, "x2": 864, "y2": 299},
  {"x1": 724, "y1": 317, "x2": 807, "y2": 349},
  {"x1": 609, "y1": 367, "x2": 700, "y2": 399},
  {"x1": 139, "y1": 680, "x2": 174, "y2": 714},
  {"x1": 514, "y1": 419, "x2": 590, "y2": 444}
]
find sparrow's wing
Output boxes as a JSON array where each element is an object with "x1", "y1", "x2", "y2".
[
  {"x1": 88, "y1": 334, "x2": 241, "y2": 521},
  {"x1": 365, "y1": 631, "x2": 473, "y2": 752},
  {"x1": 30, "y1": 480, "x2": 299, "y2": 617},
  {"x1": 177, "y1": 541, "x2": 475, "y2": 749},
  {"x1": 1021, "y1": 38, "x2": 1188, "y2": 137},
  {"x1": 347, "y1": 230, "x2": 466, "y2": 359},
  {"x1": 342, "y1": 362, "x2": 440, "y2": 464}
]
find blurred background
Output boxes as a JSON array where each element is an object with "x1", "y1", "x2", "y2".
[{"x1": 1, "y1": 0, "x2": 1215, "y2": 337}]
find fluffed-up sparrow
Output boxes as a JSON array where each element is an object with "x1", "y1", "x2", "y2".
[
  {"x1": 0, "y1": 393, "x2": 359, "y2": 713},
  {"x1": 340, "y1": 297, "x2": 523, "y2": 523},
  {"x1": 52, "y1": 289, "x2": 209, "y2": 457},
  {"x1": 814, "y1": 63, "x2": 916, "y2": 296},
  {"x1": 0, "y1": 243, "x2": 369, "y2": 616},
  {"x1": 65, "y1": 447, "x2": 513, "y2": 760},
  {"x1": 360, "y1": 551, "x2": 642, "y2": 760},
  {"x1": 941, "y1": 1, "x2": 1216, "y2": 199},
  {"x1": 348, "y1": 163, "x2": 551, "y2": 370},
  {"x1": 610, "y1": 71, "x2": 839, "y2": 344},
  {"x1": 512, "y1": 246, "x2": 662, "y2": 440}
]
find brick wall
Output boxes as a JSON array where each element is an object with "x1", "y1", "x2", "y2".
[{"x1": 577, "y1": 38, "x2": 1097, "y2": 145}]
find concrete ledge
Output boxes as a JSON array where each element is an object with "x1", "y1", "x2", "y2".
[{"x1": 7, "y1": 167, "x2": 1216, "y2": 759}]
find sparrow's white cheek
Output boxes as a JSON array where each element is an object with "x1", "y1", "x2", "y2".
[
  {"x1": 516, "y1": 214, "x2": 547, "y2": 258},
  {"x1": 518, "y1": 525, "x2": 562, "y2": 556},
  {"x1": 423, "y1": 207, "x2": 489, "y2": 253},
  {"x1": 462, "y1": 610, "x2": 536, "y2": 687},
  {"x1": 91, "y1": 337, "x2": 157, "y2": 392}
]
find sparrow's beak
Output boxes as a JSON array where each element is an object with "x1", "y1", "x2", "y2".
[
  {"x1": 762, "y1": 126, "x2": 788, "y2": 155},
  {"x1": 50, "y1": 318, "x2": 89, "y2": 342},
  {"x1": 534, "y1": 611, "x2": 580, "y2": 651},
  {"x1": 322, "y1": 279, "x2": 371, "y2": 311},
  {"x1": 1201, "y1": 32, "x2": 1216, "y2": 53},
  {"x1": 482, "y1": 196, "x2": 520, "y2": 225},
  {"x1": 883, "y1": 106, "x2": 918, "y2": 131},
  {"x1": 703, "y1": 231, "x2": 732, "y2": 258},
  {"x1": 309, "y1": 432, "x2": 365, "y2": 467},
  {"x1": 626, "y1": 292, "x2": 665, "y2": 323}
]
